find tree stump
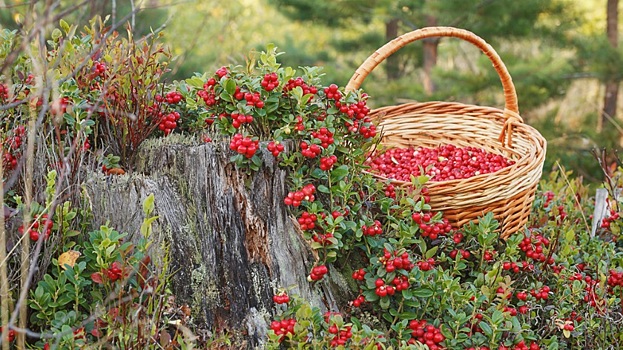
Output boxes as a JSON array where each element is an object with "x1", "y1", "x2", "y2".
[{"x1": 84, "y1": 137, "x2": 352, "y2": 347}]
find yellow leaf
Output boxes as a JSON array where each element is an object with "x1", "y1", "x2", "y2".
[{"x1": 58, "y1": 250, "x2": 81, "y2": 270}]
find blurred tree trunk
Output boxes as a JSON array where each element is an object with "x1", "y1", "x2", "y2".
[
  {"x1": 386, "y1": 18, "x2": 401, "y2": 80},
  {"x1": 601, "y1": 0, "x2": 619, "y2": 132},
  {"x1": 423, "y1": 15, "x2": 439, "y2": 95}
]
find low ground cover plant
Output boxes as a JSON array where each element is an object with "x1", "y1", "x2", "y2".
[{"x1": 0, "y1": 17, "x2": 622, "y2": 349}]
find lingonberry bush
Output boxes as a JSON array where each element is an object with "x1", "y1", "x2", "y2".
[{"x1": 2, "y1": 10, "x2": 623, "y2": 350}]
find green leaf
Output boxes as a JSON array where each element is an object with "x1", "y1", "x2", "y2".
[
  {"x1": 479, "y1": 321, "x2": 493, "y2": 337},
  {"x1": 412, "y1": 288, "x2": 433, "y2": 298},
  {"x1": 185, "y1": 76, "x2": 205, "y2": 88},
  {"x1": 60, "y1": 19, "x2": 70, "y2": 34},
  {"x1": 330, "y1": 165, "x2": 349, "y2": 182},
  {"x1": 317, "y1": 185, "x2": 330, "y2": 194},
  {"x1": 143, "y1": 193, "x2": 155, "y2": 216},
  {"x1": 224, "y1": 79, "x2": 236, "y2": 95}
]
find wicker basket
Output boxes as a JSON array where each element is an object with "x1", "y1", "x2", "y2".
[{"x1": 346, "y1": 27, "x2": 547, "y2": 239}]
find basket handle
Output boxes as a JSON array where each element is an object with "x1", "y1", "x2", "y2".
[{"x1": 346, "y1": 26, "x2": 522, "y2": 148}]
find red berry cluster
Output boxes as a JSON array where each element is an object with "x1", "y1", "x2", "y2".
[
  {"x1": 284, "y1": 184, "x2": 316, "y2": 207},
  {"x1": 323, "y1": 84, "x2": 342, "y2": 101},
  {"x1": 600, "y1": 209, "x2": 620, "y2": 229},
  {"x1": 408, "y1": 320, "x2": 445, "y2": 350},
  {"x1": 272, "y1": 292, "x2": 290, "y2": 304},
  {"x1": 311, "y1": 127, "x2": 334, "y2": 148},
  {"x1": 267, "y1": 141, "x2": 285, "y2": 157},
  {"x1": 417, "y1": 258, "x2": 436, "y2": 271},
  {"x1": 529, "y1": 285, "x2": 551, "y2": 301},
  {"x1": 4, "y1": 125, "x2": 25, "y2": 171},
  {"x1": 504, "y1": 340, "x2": 540, "y2": 350},
  {"x1": 294, "y1": 116, "x2": 305, "y2": 132},
  {"x1": 261, "y1": 73, "x2": 279, "y2": 91},
  {"x1": 380, "y1": 249, "x2": 414, "y2": 273},
  {"x1": 384, "y1": 184, "x2": 396, "y2": 199},
  {"x1": 297, "y1": 211, "x2": 317, "y2": 230},
  {"x1": 449, "y1": 249, "x2": 471, "y2": 260},
  {"x1": 0, "y1": 326, "x2": 16, "y2": 342},
  {"x1": 374, "y1": 278, "x2": 396, "y2": 297},
  {"x1": 502, "y1": 261, "x2": 534, "y2": 273},
  {"x1": 411, "y1": 211, "x2": 452, "y2": 240},
  {"x1": 312, "y1": 231, "x2": 334, "y2": 246},
  {"x1": 229, "y1": 134, "x2": 259, "y2": 158},
  {"x1": 391, "y1": 275, "x2": 410, "y2": 291},
  {"x1": 105, "y1": 261, "x2": 124, "y2": 281},
  {"x1": 352, "y1": 294, "x2": 365, "y2": 307},
  {"x1": 198, "y1": 82, "x2": 217, "y2": 106},
  {"x1": 165, "y1": 91, "x2": 183, "y2": 104},
  {"x1": 92, "y1": 61, "x2": 107, "y2": 78},
  {"x1": 300, "y1": 141, "x2": 321, "y2": 158},
  {"x1": 19, "y1": 214, "x2": 52, "y2": 241},
  {"x1": 158, "y1": 111, "x2": 180, "y2": 135},
  {"x1": 362, "y1": 220, "x2": 383, "y2": 237},
  {"x1": 607, "y1": 269, "x2": 623, "y2": 291},
  {"x1": 367, "y1": 145, "x2": 514, "y2": 182},
  {"x1": 519, "y1": 234, "x2": 550, "y2": 262},
  {"x1": 319, "y1": 155, "x2": 338, "y2": 171},
  {"x1": 543, "y1": 191, "x2": 555, "y2": 208},
  {"x1": 352, "y1": 268, "x2": 365, "y2": 281},
  {"x1": 328, "y1": 324, "x2": 352, "y2": 347},
  {"x1": 284, "y1": 77, "x2": 318, "y2": 96},
  {"x1": 216, "y1": 66, "x2": 228, "y2": 78},
  {"x1": 230, "y1": 112, "x2": 254, "y2": 128},
  {"x1": 0, "y1": 83, "x2": 9, "y2": 100},
  {"x1": 308, "y1": 264, "x2": 328, "y2": 281},
  {"x1": 244, "y1": 92, "x2": 264, "y2": 108},
  {"x1": 270, "y1": 318, "x2": 296, "y2": 342}
]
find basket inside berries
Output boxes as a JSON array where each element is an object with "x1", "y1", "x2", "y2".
[{"x1": 366, "y1": 144, "x2": 515, "y2": 182}]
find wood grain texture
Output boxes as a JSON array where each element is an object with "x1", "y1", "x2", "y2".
[{"x1": 85, "y1": 139, "x2": 351, "y2": 347}]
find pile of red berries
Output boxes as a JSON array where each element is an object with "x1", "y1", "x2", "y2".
[
  {"x1": 367, "y1": 144, "x2": 515, "y2": 182},
  {"x1": 267, "y1": 141, "x2": 285, "y2": 157},
  {"x1": 408, "y1": 320, "x2": 445, "y2": 350},
  {"x1": 270, "y1": 318, "x2": 296, "y2": 342},
  {"x1": 3, "y1": 125, "x2": 25, "y2": 171},
  {"x1": 351, "y1": 268, "x2": 365, "y2": 281},
  {"x1": 308, "y1": 265, "x2": 328, "y2": 281},
  {"x1": 384, "y1": 184, "x2": 396, "y2": 199},
  {"x1": 328, "y1": 324, "x2": 352, "y2": 347},
  {"x1": 261, "y1": 73, "x2": 279, "y2": 91},
  {"x1": 272, "y1": 292, "x2": 290, "y2": 304},
  {"x1": 158, "y1": 111, "x2": 180, "y2": 135},
  {"x1": 312, "y1": 232, "x2": 334, "y2": 246},
  {"x1": 502, "y1": 340, "x2": 541, "y2": 350},
  {"x1": 284, "y1": 77, "x2": 318, "y2": 96},
  {"x1": 284, "y1": 184, "x2": 316, "y2": 207},
  {"x1": 229, "y1": 134, "x2": 259, "y2": 158}
]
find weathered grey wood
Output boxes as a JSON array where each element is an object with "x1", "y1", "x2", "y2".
[{"x1": 84, "y1": 138, "x2": 351, "y2": 347}]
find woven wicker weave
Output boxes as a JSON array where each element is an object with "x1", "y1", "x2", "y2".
[{"x1": 346, "y1": 27, "x2": 547, "y2": 238}]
